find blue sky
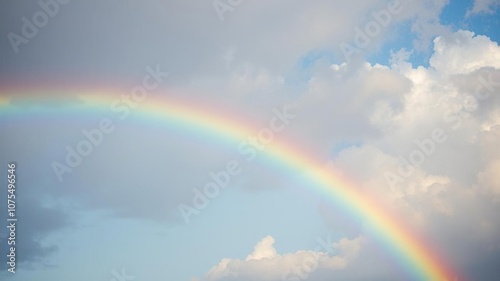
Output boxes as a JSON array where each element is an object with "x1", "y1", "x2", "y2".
[{"x1": 1, "y1": 0, "x2": 500, "y2": 280}]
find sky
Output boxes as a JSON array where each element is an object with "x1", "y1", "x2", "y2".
[{"x1": 0, "y1": 0, "x2": 500, "y2": 280}]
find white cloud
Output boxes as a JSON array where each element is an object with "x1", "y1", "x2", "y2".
[
  {"x1": 430, "y1": 30, "x2": 500, "y2": 75},
  {"x1": 466, "y1": 0, "x2": 500, "y2": 17},
  {"x1": 318, "y1": 30, "x2": 500, "y2": 273},
  {"x1": 200, "y1": 235, "x2": 364, "y2": 281},
  {"x1": 3, "y1": 0, "x2": 500, "y2": 277},
  {"x1": 245, "y1": 236, "x2": 278, "y2": 261}
]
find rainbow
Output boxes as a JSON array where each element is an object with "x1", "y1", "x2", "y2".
[{"x1": 0, "y1": 87, "x2": 460, "y2": 281}]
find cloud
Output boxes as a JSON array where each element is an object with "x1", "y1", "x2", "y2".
[
  {"x1": 0, "y1": 194, "x2": 71, "y2": 271},
  {"x1": 477, "y1": 125, "x2": 500, "y2": 200},
  {"x1": 1, "y1": 0, "x2": 500, "y2": 277},
  {"x1": 321, "y1": 30, "x2": 500, "y2": 279},
  {"x1": 2, "y1": 28, "x2": 499, "y2": 276},
  {"x1": 245, "y1": 236, "x2": 278, "y2": 261},
  {"x1": 478, "y1": 158, "x2": 500, "y2": 198},
  {"x1": 0, "y1": 0, "x2": 462, "y2": 87},
  {"x1": 199, "y1": 235, "x2": 364, "y2": 281},
  {"x1": 466, "y1": 0, "x2": 500, "y2": 17},
  {"x1": 199, "y1": 29, "x2": 499, "y2": 279},
  {"x1": 430, "y1": 30, "x2": 500, "y2": 75}
]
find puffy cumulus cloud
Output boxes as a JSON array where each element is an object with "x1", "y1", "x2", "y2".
[
  {"x1": 245, "y1": 236, "x2": 278, "y2": 261},
  {"x1": 466, "y1": 0, "x2": 500, "y2": 17},
  {"x1": 203, "y1": 28, "x2": 500, "y2": 279},
  {"x1": 329, "y1": 139, "x2": 500, "y2": 276},
  {"x1": 313, "y1": 30, "x2": 500, "y2": 277},
  {"x1": 179, "y1": 29, "x2": 500, "y2": 200},
  {"x1": 272, "y1": 61, "x2": 412, "y2": 162},
  {"x1": 331, "y1": 144, "x2": 455, "y2": 227},
  {"x1": 1, "y1": 0, "x2": 499, "y2": 275},
  {"x1": 197, "y1": 235, "x2": 364, "y2": 281},
  {"x1": 430, "y1": 30, "x2": 500, "y2": 75},
  {"x1": 286, "y1": 31, "x2": 500, "y2": 159}
]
